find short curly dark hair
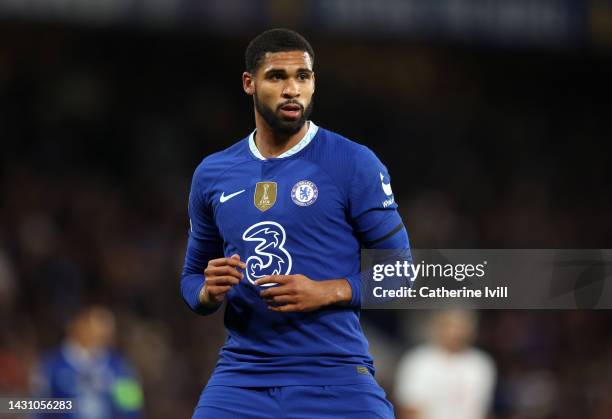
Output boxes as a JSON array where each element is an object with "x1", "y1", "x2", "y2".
[{"x1": 245, "y1": 28, "x2": 314, "y2": 74}]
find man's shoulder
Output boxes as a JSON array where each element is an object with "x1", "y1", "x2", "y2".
[
  {"x1": 396, "y1": 344, "x2": 438, "y2": 379},
  {"x1": 192, "y1": 136, "x2": 250, "y2": 181},
  {"x1": 464, "y1": 348, "x2": 496, "y2": 371},
  {"x1": 405, "y1": 344, "x2": 440, "y2": 361},
  {"x1": 314, "y1": 126, "x2": 382, "y2": 173},
  {"x1": 38, "y1": 348, "x2": 65, "y2": 369},
  {"x1": 317, "y1": 126, "x2": 372, "y2": 155}
]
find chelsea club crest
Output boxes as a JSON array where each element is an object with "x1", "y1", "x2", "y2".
[{"x1": 291, "y1": 180, "x2": 318, "y2": 206}]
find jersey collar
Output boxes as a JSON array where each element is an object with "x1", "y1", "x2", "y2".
[
  {"x1": 248, "y1": 121, "x2": 318, "y2": 160},
  {"x1": 61, "y1": 341, "x2": 109, "y2": 370}
]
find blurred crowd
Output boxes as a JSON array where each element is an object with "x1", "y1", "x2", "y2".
[{"x1": 1, "y1": 24, "x2": 611, "y2": 418}]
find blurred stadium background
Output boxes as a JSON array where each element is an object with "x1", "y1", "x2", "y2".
[{"x1": 1, "y1": 1, "x2": 611, "y2": 418}]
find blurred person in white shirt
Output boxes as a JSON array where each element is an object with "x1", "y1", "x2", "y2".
[{"x1": 394, "y1": 309, "x2": 496, "y2": 419}]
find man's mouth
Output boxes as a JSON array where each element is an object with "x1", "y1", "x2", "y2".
[{"x1": 278, "y1": 103, "x2": 302, "y2": 119}]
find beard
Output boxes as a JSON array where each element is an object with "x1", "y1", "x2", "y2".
[{"x1": 254, "y1": 93, "x2": 314, "y2": 137}]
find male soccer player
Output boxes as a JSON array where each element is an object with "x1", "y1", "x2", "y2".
[{"x1": 181, "y1": 28, "x2": 410, "y2": 418}]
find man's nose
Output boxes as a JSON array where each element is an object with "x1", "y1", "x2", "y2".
[{"x1": 282, "y1": 79, "x2": 300, "y2": 98}]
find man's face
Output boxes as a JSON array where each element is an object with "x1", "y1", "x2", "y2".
[
  {"x1": 70, "y1": 307, "x2": 116, "y2": 350},
  {"x1": 432, "y1": 311, "x2": 476, "y2": 353},
  {"x1": 244, "y1": 50, "x2": 315, "y2": 136}
]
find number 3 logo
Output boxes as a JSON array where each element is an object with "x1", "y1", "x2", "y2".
[{"x1": 242, "y1": 221, "x2": 292, "y2": 286}]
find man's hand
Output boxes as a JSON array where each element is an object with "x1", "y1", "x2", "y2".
[
  {"x1": 199, "y1": 254, "x2": 246, "y2": 307},
  {"x1": 255, "y1": 274, "x2": 352, "y2": 312}
]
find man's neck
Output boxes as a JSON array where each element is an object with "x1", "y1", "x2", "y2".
[{"x1": 254, "y1": 112, "x2": 309, "y2": 158}]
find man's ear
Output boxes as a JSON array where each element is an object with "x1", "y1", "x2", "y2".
[
  {"x1": 243, "y1": 72, "x2": 254, "y2": 96},
  {"x1": 312, "y1": 72, "x2": 315, "y2": 94}
]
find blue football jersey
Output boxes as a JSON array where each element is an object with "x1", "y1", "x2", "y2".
[{"x1": 181, "y1": 122, "x2": 409, "y2": 386}]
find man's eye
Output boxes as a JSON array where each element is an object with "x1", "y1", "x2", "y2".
[{"x1": 298, "y1": 73, "x2": 309, "y2": 80}]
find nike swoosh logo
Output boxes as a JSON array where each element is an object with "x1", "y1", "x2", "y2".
[
  {"x1": 220, "y1": 189, "x2": 246, "y2": 203},
  {"x1": 380, "y1": 172, "x2": 393, "y2": 196}
]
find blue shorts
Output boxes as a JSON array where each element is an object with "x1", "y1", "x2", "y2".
[{"x1": 192, "y1": 382, "x2": 395, "y2": 419}]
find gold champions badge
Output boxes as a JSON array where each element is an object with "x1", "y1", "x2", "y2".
[{"x1": 254, "y1": 182, "x2": 277, "y2": 212}]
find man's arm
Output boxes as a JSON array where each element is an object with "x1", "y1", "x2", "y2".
[
  {"x1": 254, "y1": 224, "x2": 409, "y2": 312},
  {"x1": 343, "y1": 144, "x2": 411, "y2": 308},
  {"x1": 181, "y1": 229, "x2": 225, "y2": 316},
  {"x1": 256, "y1": 275, "x2": 351, "y2": 311},
  {"x1": 197, "y1": 255, "x2": 246, "y2": 309},
  {"x1": 180, "y1": 162, "x2": 226, "y2": 315},
  {"x1": 344, "y1": 224, "x2": 411, "y2": 308}
]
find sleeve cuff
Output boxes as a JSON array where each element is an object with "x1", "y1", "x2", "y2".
[
  {"x1": 181, "y1": 274, "x2": 221, "y2": 316},
  {"x1": 346, "y1": 272, "x2": 362, "y2": 309}
]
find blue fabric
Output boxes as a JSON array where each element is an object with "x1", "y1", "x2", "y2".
[
  {"x1": 33, "y1": 345, "x2": 143, "y2": 419},
  {"x1": 180, "y1": 125, "x2": 411, "y2": 387},
  {"x1": 192, "y1": 382, "x2": 395, "y2": 419}
]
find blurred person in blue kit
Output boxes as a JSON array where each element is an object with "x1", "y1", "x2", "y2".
[
  {"x1": 31, "y1": 305, "x2": 143, "y2": 419},
  {"x1": 394, "y1": 309, "x2": 496, "y2": 419}
]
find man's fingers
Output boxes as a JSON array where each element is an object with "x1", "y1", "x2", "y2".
[
  {"x1": 260, "y1": 285, "x2": 294, "y2": 298},
  {"x1": 208, "y1": 257, "x2": 232, "y2": 267},
  {"x1": 205, "y1": 265, "x2": 244, "y2": 280},
  {"x1": 208, "y1": 285, "x2": 232, "y2": 293},
  {"x1": 254, "y1": 275, "x2": 291, "y2": 286},
  {"x1": 268, "y1": 304, "x2": 300, "y2": 312},
  {"x1": 208, "y1": 256, "x2": 247, "y2": 269},
  {"x1": 206, "y1": 285, "x2": 232, "y2": 301},
  {"x1": 206, "y1": 276, "x2": 240, "y2": 286},
  {"x1": 263, "y1": 295, "x2": 295, "y2": 305}
]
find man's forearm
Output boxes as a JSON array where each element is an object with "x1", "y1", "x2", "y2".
[
  {"x1": 321, "y1": 278, "x2": 353, "y2": 306},
  {"x1": 180, "y1": 274, "x2": 221, "y2": 316},
  {"x1": 198, "y1": 284, "x2": 223, "y2": 308}
]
